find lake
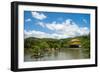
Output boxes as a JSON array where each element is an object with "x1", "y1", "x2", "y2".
[{"x1": 24, "y1": 48, "x2": 89, "y2": 62}]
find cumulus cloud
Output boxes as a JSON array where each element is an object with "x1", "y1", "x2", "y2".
[
  {"x1": 24, "y1": 30, "x2": 48, "y2": 38},
  {"x1": 31, "y1": 12, "x2": 47, "y2": 20},
  {"x1": 37, "y1": 19, "x2": 89, "y2": 38},
  {"x1": 24, "y1": 30, "x2": 67, "y2": 39},
  {"x1": 25, "y1": 18, "x2": 31, "y2": 22},
  {"x1": 25, "y1": 19, "x2": 89, "y2": 39},
  {"x1": 37, "y1": 22, "x2": 45, "y2": 27}
]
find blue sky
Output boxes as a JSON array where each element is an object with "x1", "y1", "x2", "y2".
[{"x1": 24, "y1": 11, "x2": 90, "y2": 39}]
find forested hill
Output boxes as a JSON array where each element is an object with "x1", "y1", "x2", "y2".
[{"x1": 24, "y1": 35, "x2": 90, "y2": 49}]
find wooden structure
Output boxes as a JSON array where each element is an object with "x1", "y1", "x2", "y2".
[{"x1": 69, "y1": 39, "x2": 81, "y2": 48}]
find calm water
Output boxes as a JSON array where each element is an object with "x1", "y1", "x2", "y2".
[{"x1": 24, "y1": 48, "x2": 88, "y2": 62}]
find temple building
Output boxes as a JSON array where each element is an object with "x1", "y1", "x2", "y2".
[{"x1": 69, "y1": 39, "x2": 81, "y2": 48}]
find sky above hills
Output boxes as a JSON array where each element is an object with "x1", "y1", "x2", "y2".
[{"x1": 24, "y1": 11, "x2": 90, "y2": 39}]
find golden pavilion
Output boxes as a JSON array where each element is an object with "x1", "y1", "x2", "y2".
[{"x1": 69, "y1": 39, "x2": 81, "y2": 48}]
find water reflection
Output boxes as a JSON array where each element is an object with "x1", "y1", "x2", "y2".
[{"x1": 24, "y1": 48, "x2": 89, "y2": 62}]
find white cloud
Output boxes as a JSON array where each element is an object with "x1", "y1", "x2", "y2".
[
  {"x1": 65, "y1": 19, "x2": 73, "y2": 24},
  {"x1": 25, "y1": 19, "x2": 89, "y2": 39},
  {"x1": 31, "y1": 12, "x2": 47, "y2": 20},
  {"x1": 24, "y1": 30, "x2": 69, "y2": 39},
  {"x1": 25, "y1": 18, "x2": 31, "y2": 22},
  {"x1": 83, "y1": 19, "x2": 87, "y2": 24},
  {"x1": 79, "y1": 27, "x2": 89, "y2": 35},
  {"x1": 24, "y1": 30, "x2": 46, "y2": 38},
  {"x1": 37, "y1": 22, "x2": 45, "y2": 27},
  {"x1": 36, "y1": 19, "x2": 89, "y2": 38},
  {"x1": 46, "y1": 22, "x2": 64, "y2": 31}
]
